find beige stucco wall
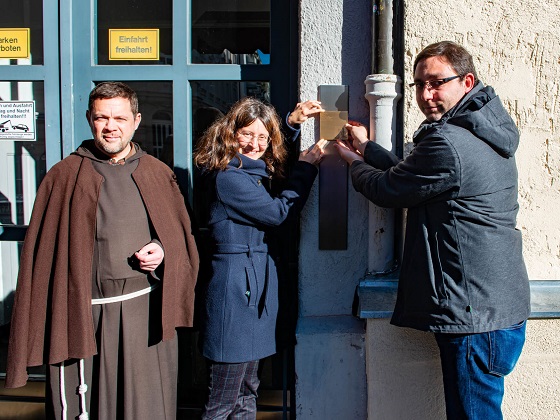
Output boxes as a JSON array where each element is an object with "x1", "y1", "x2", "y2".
[
  {"x1": 403, "y1": 0, "x2": 560, "y2": 278},
  {"x1": 367, "y1": 319, "x2": 560, "y2": 419},
  {"x1": 296, "y1": 0, "x2": 560, "y2": 418},
  {"x1": 368, "y1": 0, "x2": 560, "y2": 418}
]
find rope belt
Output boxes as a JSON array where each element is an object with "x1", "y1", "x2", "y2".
[
  {"x1": 59, "y1": 281, "x2": 159, "y2": 419},
  {"x1": 91, "y1": 282, "x2": 159, "y2": 305},
  {"x1": 60, "y1": 359, "x2": 89, "y2": 420}
]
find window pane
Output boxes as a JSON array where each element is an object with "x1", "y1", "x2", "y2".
[
  {"x1": 97, "y1": 0, "x2": 172, "y2": 65},
  {"x1": 0, "y1": 80, "x2": 46, "y2": 376},
  {"x1": 0, "y1": 2, "x2": 44, "y2": 66},
  {"x1": 191, "y1": 0, "x2": 270, "y2": 65}
]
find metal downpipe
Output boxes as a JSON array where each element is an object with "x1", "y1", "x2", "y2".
[{"x1": 365, "y1": 1, "x2": 402, "y2": 274}]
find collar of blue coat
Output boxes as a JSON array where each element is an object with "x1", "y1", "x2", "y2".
[{"x1": 228, "y1": 153, "x2": 269, "y2": 178}]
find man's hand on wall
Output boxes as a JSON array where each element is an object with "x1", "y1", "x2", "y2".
[
  {"x1": 334, "y1": 139, "x2": 364, "y2": 165},
  {"x1": 346, "y1": 122, "x2": 370, "y2": 155}
]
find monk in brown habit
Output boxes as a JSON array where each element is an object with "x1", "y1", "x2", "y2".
[{"x1": 6, "y1": 81, "x2": 199, "y2": 420}]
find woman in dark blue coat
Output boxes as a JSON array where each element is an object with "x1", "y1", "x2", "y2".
[{"x1": 193, "y1": 97, "x2": 324, "y2": 419}]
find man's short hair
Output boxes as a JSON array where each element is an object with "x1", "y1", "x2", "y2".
[
  {"x1": 88, "y1": 82, "x2": 139, "y2": 115},
  {"x1": 413, "y1": 41, "x2": 479, "y2": 84}
]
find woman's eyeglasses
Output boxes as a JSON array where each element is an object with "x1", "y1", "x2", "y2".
[{"x1": 238, "y1": 131, "x2": 270, "y2": 147}]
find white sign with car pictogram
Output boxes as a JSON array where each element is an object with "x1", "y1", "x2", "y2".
[{"x1": 0, "y1": 101, "x2": 36, "y2": 140}]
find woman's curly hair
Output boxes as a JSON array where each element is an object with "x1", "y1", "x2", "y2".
[{"x1": 193, "y1": 97, "x2": 287, "y2": 178}]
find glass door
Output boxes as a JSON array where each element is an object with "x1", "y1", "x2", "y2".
[
  {"x1": 0, "y1": 1, "x2": 61, "y2": 416},
  {"x1": 0, "y1": 0, "x2": 299, "y2": 417},
  {"x1": 0, "y1": 0, "x2": 60, "y2": 369}
]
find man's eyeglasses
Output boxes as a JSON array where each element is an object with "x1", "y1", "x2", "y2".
[
  {"x1": 409, "y1": 75, "x2": 463, "y2": 90},
  {"x1": 238, "y1": 131, "x2": 270, "y2": 147}
]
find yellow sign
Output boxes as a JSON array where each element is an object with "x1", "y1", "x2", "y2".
[
  {"x1": 0, "y1": 28, "x2": 30, "y2": 59},
  {"x1": 109, "y1": 29, "x2": 159, "y2": 61}
]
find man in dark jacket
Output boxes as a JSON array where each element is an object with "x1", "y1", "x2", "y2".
[
  {"x1": 6, "y1": 82, "x2": 199, "y2": 420},
  {"x1": 336, "y1": 41, "x2": 530, "y2": 418}
]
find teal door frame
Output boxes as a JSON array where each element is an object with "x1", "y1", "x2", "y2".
[
  {"x1": 1, "y1": 3, "x2": 299, "y2": 415},
  {"x1": 60, "y1": 0, "x2": 297, "y2": 198},
  {"x1": 0, "y1": 0, "x2": 61, "y2": 242},
  {"x1": 0, "y1": 0, "x2": 62, "y2": 170},
  {"x1": 0, "y1": 0, "x2": 298, "y2": 192},
  {"x1": 57, "y1": 1, "x2": 299, "y2": 416}
]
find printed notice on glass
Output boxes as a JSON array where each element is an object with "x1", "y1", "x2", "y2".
[
  {"x1": 0, "y1": 101, "x2": 36, "y2": 141},
  {"x1": 109, "y1": 29, "x2": 159, "y2": 60},
  {"x1": 0, "y1": 28, "x2": 30, "y2": 59}
]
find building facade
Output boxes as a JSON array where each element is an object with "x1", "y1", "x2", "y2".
[
  {"x1": 1, "y1": 0, "x2": 559, "y2": 418},
  {"x1": 295, "y1": 1, "x2": 560, "y2": 418}
]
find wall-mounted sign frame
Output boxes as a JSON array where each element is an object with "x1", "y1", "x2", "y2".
[
  {"x1": 0, "y1": 28, "x2": 30, "y2": 59},
  {"x1": 317, "y1": 85, "x2": 349, "y2": 250},
  {"x1": 108, "y1": 29, "x2": 159, "y2": 61}
]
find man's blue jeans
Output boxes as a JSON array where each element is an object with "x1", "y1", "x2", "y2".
[{"x1": 434, "y1": 321, "x2": 526, "y2": 420}]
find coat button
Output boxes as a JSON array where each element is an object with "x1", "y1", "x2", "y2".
[{"x1": 257, "y1": 180, "x2": 262, "y2": 185}]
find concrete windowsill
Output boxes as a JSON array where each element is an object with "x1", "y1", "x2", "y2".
[{"x1": 357, "y1": 277, "x2": 560, "y2": 319}]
